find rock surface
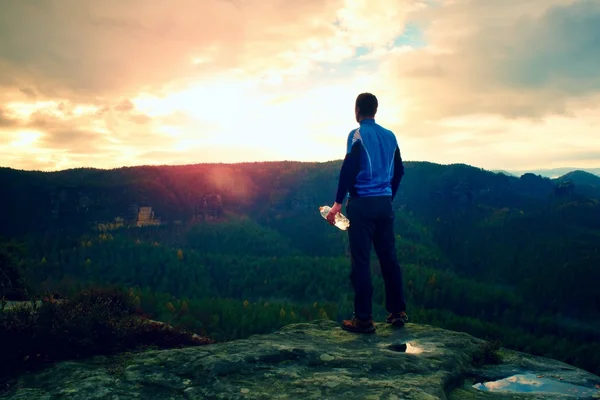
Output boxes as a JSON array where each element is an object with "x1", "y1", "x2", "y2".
[{"x1": 1, "y1": 320, "x2": 599, "y2": 399}]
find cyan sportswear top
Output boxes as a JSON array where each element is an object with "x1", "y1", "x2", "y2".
[{"x1": 335, "y1": 118, "x2": 404, "y2": 204}]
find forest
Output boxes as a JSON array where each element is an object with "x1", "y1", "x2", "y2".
[{"x1": 1, "y1": 161, "x2": 600, "y2": 376}]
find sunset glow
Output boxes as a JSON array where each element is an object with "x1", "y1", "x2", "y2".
[{"x1": 1, "y1": 0, "x2": 599, "y2": 172}]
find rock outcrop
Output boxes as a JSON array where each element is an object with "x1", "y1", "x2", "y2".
[{"x1": 2, "y1": 320, "x2": 599, "y2": 399}]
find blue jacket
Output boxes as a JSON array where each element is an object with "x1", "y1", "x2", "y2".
[{"x1": 335, "y1": 119, "x2": 404, "y2": 203}]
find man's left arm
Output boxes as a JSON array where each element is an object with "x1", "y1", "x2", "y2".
[{"x1": 391, "y1": 146, "x2": 404, "y2": 201}]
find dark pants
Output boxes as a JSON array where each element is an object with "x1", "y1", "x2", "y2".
[{"x1": 346, "y1": 195, "x2": 406, "y2": 320}]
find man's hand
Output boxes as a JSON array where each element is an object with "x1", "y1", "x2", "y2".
[{"x1": 326, "y1": 202, "x2": 342, "y2": 226}]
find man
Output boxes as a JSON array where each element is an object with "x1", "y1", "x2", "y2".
[{"x1": 326, "y1": 92, "x2": 408, "y2": 334}]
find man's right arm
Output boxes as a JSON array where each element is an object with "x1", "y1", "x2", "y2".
[
  {"x1": 335, "y1": 140, "x2": 361, "y2": 204},
  {"x1": 391, "y1": 146, "x2": 404, "y2": 201}
]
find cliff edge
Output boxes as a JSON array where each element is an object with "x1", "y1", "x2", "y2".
[{"x1": 2, "y1": 320, "x2": 599, "y2": 399}]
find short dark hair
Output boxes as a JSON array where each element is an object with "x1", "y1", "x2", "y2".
[{"x1": 355, "y1": 93, "x2": 378, "y2": 116}]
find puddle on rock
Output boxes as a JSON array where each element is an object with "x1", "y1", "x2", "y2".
[
  {"x1": 387, "y1": 342, "x2": 423, "y2": 354},
  {"x1": 473, "y1": 373, "x2": 600, "y2": 398}
]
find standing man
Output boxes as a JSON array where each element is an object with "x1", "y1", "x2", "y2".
[{"x1": 326, "y1": 92, "x2": 408, "y2": 334}]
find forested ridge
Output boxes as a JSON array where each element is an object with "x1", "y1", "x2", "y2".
[{"x1": 1, "y1": 160, "x2": 600, "y2": 376}]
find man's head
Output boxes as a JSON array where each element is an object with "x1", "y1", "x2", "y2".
[{"x1": 355, "y1": 92, "x2": 378, "y2": 122}]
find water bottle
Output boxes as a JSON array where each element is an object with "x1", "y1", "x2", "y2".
[{"x1": 319, "y1": 206, "x2": 350, "y2": 231}]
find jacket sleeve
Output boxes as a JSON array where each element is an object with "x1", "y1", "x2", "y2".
[
  {"x1": 335, "y1": 140, "x2": 361, "y2": 204},
  {"x1": 391, "y1": 146, "x2": 404, "y2": 201}
]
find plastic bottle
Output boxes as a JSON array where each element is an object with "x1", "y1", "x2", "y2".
[{"x1": 319, "y1": 206, "x2": 350, "y2": 231}]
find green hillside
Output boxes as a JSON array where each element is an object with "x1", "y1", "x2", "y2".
[{"x1": 1, "y1": 160, "x2": 599, "y2": 376}]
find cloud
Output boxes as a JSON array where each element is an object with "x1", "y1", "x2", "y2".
[
  {"x1": 0, "y1": 0, "x2": 420, "y2": 171},
  {"x1": 378, "y1": 0, "x2": 600, "y2": 120},
  {"x1": 392, "y1": 105, "x2": 600, "y2": 171},
  {"x1": 0, "y1": 0, "x2": 315, "y2": 98},
  {"x1": 0, "y1": 0, "x2": 415, "y2": 99},
  {"x1": 0, "y1": 98, "x2": 166, "y2": 169},
  {"x1": 553, "y1": 150, "x2": 600, "y2": 163},
  {"x1": 1, "y1": 0, "x2": 599, "y2": 173},
  {"x1": 0, "y1": 108, "x2": 18, "y2": 127}
]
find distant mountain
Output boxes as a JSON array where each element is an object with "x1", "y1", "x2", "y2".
[
  {"x1": 0, "y1": 161, "x2": 562, "y2": 237},
  {"x1": 491, "y1": 170, "x2": 518, "y2": 177},
  {"x1": 557, "y1": 170, "x2": 600, "y2": 186},
  {"x1": 507, "y1": 167, "x2": 600, "y2": 179},
  {"x1": 552, "y1": 170, "x2": 600, "y2": 198},
  {"x1": 2, "y1": 161, "x2": 599, "y2": 238}
]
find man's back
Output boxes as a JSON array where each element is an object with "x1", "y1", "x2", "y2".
[
  {"x1": 340, "y1": 118, "x2": 407, "y2": 332},
  {"x1": 328, "y1": 92, "x2": 408, "y2": 334},
  {"x1": 346, "y1": 119, "x2": 400, "y2": 199}
]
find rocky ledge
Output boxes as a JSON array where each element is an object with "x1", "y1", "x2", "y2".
[{"x1": 1, "y1": 320, "x2": 599, "y2": 400}]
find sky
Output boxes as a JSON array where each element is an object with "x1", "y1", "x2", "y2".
[{"x1": 1, "y1": 0, "x2": 599, "y2": 172}]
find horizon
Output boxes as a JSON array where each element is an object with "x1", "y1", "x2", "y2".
[
  {"x1": 1, "y1": 1, "x2": 600, "y2": 173},
  {"x1": 3, "y1": 157, "x2": 600, "y2": 180}
]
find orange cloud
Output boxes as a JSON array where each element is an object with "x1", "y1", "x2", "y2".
[
  {"x1": 0, "y1": 0, "x2": 419, "y2": 170},
  {"x1": 0, "y1": 0, "x2": 416, "y2": 98}
]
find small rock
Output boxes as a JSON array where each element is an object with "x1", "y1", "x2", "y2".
[
  {"x1": 320, "y1": 354, "x2": 335, "y2": 362},
  {"x1": 241, "y1": 388, "x2": 250, "y2": 394}
]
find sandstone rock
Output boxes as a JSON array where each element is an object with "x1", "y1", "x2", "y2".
[{"x1": 1, "y1": 320, "x2": 599, "y2": 399}]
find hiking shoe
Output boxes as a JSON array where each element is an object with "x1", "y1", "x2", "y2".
[
  {"x1": 341, "y1": 317, "x2": 376, "y2": 334},
  {"x1": 386, "y1": 311, "x2": 409, "y2": 327}
]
